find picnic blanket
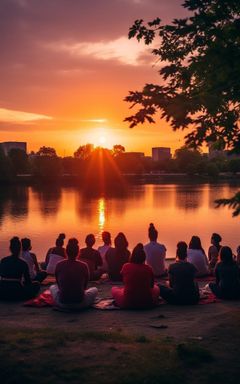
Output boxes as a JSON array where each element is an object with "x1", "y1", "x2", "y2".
[
  {"x1": 24, "y1": 288, "x2": 220, "y2": 309},
  {"x1": 24, "y1": 289, "x2": 54, "y2": 307},
  {"x1": 41, "y1": 276, "x2": 56, "y2": 286}
]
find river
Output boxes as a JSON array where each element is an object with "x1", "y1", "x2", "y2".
[{"x1": 0, "y1": 182, "x2": 239, "y2": 261}]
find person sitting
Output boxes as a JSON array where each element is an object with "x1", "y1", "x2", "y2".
[
  {"x1": 42, "y1": 233, "x2": 66, "y2": 270},
  {"x1": 50, "y1": 238, "x2": 98, "y2": 310},
  {"x1": 21, "y1": 238, "x2": 47, "y2": 283},
  {"x1": 79, "y1": 234, "x2": 103, "y2": 280},
  {"x1": 187, "y1": 236, "x2": 209, "y2": 276},
  {"x1": 159, "y1": 241, "x2": 200, "y2": 305},
  {"x1": 98, "y1": 231, "x2": 112, "y2": 272},
  {"x1": 236, "y1": 245, "x2": 240, "y2": 267},
  {"x1": 0, "y1": 237, "x2": 40, "y2": 301},
  {"x1": 43, "y1": 233, "x2": 66, "y2": 274},
  {"x1": 144, "y1": 223, "x2": 167, "y2": 277},
  {"x1": 208, "y1": 233, "x2": 222, "y2": 272},
  {"x1": 209, "y1": 246, "x2": 240, "y2": 300},
  {"x1": 111, "y1": 243, "x2": 160, "y2": 309},
  {"x1": 106, "y1": 232, "x2": 130, "y2": 281}
]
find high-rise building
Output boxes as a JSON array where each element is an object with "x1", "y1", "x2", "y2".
[
  {"x1": 0, "y1": 141, "x2": 27, "y2": 156},
  {"x1": 152, "y1": 147, "x2": 171, "y2": 162}
]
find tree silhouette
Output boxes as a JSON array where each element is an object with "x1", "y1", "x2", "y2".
[
  {"x1": 125, "y1": 0, "x2": 240, "y2": 215},
  {"x1": 36, "y1": 146, "x2": 57, "y2": 157},
  {"x1": 74, "y1": 144, "x2": 94, "y2": 160},
  {"x1": 112, "y1": 144, "x2": 125, "y2": 157},
  {"x1": 125, "y1": 0, "x2": 240, "y2": 153}
]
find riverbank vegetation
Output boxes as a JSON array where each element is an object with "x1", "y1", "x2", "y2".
[{"x1": 1, "y1": 144, "x2": 240, "y2": 185}]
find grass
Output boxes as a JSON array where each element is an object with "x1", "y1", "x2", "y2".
[
  {"x1": 0, "y1": 328, "x2": 210, "y2": 384},
  {"x1": 0, "y1": 312, "x2": 240, "y2": 384}
]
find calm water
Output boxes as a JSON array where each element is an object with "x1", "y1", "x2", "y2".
[{"x1": 0, "y1": 183, "x2": 239, "y2": 261}]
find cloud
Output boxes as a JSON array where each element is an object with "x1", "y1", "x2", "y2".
[
  {"x1": 52, "y1": 36, "x2": 152, "y2": 66},
  {"x1": 0, "y1": 108, "x2": 52, "y2": 123}
]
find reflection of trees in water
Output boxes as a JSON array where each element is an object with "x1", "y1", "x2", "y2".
[
  {"x1": 151, "y1": 185, "x2": 174, "y2": 208},
  {"x1": 31, "y1": 185, "x2": 62, "y2": 218},
  {"x1": 208, "y1": 183, "x2": 240, "y2": 209},
  {"x1": 174, "y1": 184, "x2": 204, "y2": 210},
  {"x1": 0, "y1": 186, "x2": 29, "y2": 225}
]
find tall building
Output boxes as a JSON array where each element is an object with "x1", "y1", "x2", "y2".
[
  {"x1": 0, "y1": 141, "x2": 27, "y2": 156},
  {"x1": 152, "y1": 147, "x2": 171, "y2": 162}
]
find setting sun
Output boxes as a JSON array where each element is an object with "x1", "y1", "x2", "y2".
[{"x1": 99, "y1": 135, "x2": 106, "y2": 145}]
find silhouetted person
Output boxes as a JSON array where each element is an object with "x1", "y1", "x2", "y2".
[
  {"x1": 208, "y1": 233, "x2": 222, "y2": 272},
  {"x1": 98, "y1": 231, "x2": 112, "y2": 272},
  {"x1": 0, "y1": 237, "x2": 40, "y2": 301},
  {"x1": 112, "y1": 243, "x2": 160, "y2": 309},
  {"x1": 209, "y1": 246, "x2": 240, "y2": 300},
  {"x1": 159, "y1": 242, "x2": 200, "y2": 305},
  {"x1": 42, "y1": 233, "x2": 66, "y2": 272},
  {"x1": 50, "y1": 238, "x2": 98, "y2": 309},
  {"x1": 79, "y1": 234, "x2": 103, "y2": 280},
  {"x1": 21, "y1": 238, "x2": 47, "y2": 283},
  {"x1": 187, "y1": 235, "x2": 209, "y2": 276},
  {"x1": 106, "y1": 232, "x2": 130, "y2": 281},
  {"x1": 144, "y1": 223, "x2": 167, "y2": 277},
  {"x1": 236, "y1": 245, "x2": 240, "y2": 267}
]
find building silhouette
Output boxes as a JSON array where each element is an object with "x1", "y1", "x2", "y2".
[
  {"x1": 0, "y1": 141, "x2": 27, "y2": 156},
  {"x1": 152, "y1": 147, "x2": 171, "y2": 162}
]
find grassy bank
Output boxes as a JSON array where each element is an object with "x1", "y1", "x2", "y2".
[{"x1": 1, "y1": 310, "x2": 240, "y2": 384}]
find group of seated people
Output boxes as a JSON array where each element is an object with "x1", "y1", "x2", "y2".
[{"x1": 0, "y1": 224, "x2": 240, "y2": 310}]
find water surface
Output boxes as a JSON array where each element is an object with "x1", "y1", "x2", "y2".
[{"x1": 0, "y1": 183, "x2": 239, "y2": 261}]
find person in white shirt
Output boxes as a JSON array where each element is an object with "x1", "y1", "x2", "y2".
[
  {"x1": 144, "y1": 223, "x2": 167, "y2": 277},
  {"x1": 21, "y1": 238, "x2": 47, "y2": 282},
  {"x1": 187, "y1": 235, "x2": 209, "y2": 277},
  {"x1": 98, "y1": 231, "x2": 112, "y2": 272}
]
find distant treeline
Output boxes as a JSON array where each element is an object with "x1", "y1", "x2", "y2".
[{"x1": 1, "y1": 144, "x2": 240, "y2": 185}]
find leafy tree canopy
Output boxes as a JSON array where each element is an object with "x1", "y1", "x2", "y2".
[
  {"x1": 74, "y1": 144, "x2": 94, "y2": 160},
  {"x1": 125, "y1": 0, "x2": 240, "y2": 153},
  {"x1": 112, "y1": 144, "x2": 125, "y2": 157},
  {"x1": 36, "y1": 146, "x2": 57, "y2": 157}
]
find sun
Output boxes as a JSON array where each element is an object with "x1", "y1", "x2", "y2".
[{"x1": 99, "y1": 135, "x2": 106, "y2": 145}]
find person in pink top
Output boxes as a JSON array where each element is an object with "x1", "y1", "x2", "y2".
[{"x1": 111, "y1": 243, "x2": 160, "y2": 309}]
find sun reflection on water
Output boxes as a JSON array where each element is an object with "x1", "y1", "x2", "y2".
[{"x1": 97, "y1": 198, "x2": 105, "y2": 239}]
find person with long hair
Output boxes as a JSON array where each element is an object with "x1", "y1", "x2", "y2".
[
  {"x1": 0, "y1": 237, "x2": 40, "y2": 301},
  {"x1": 208, "y1": 233, "x2": 222, "y2": 271},
  {"x1": 187, "y1": 235, "x2": 209, "y2": 276},
  {"x1": 50, "y1": 238, "x2": 98, "y2": 310},
  {"x1": 209, "y1": 246, "x2": 240, "y2": 300},
  {"x1": 111, "y1": 243, "x2": 160, "y2": 309},
  {"x1": 105, "y1": 232, "x2": 130, "y2": 281},
  {"x1": 159, "y1": 242, "x2": 200, "y2": 305},
  {"x1": 144, "y1": 223, "x2": 167, "y2": 277}
]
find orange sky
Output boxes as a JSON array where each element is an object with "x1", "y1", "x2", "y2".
[{"x1": 0, "y1": 0, "x2": 188, "y2": 157}]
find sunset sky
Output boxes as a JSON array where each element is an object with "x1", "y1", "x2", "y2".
[{"x1": 0, "y1": 0, "x2": 189, "y2": 156}]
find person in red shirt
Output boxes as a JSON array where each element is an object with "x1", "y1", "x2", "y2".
[
  {"x1": 50, "y1": 238, "x2": 98, "y2": 309},
  {"x1": 111, "y1": 243, "x2": 160, "y2": 309}
]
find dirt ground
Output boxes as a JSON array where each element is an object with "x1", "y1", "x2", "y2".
[{"x1": 0, "y1": 280, "x2": 240, "y2": 340}]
